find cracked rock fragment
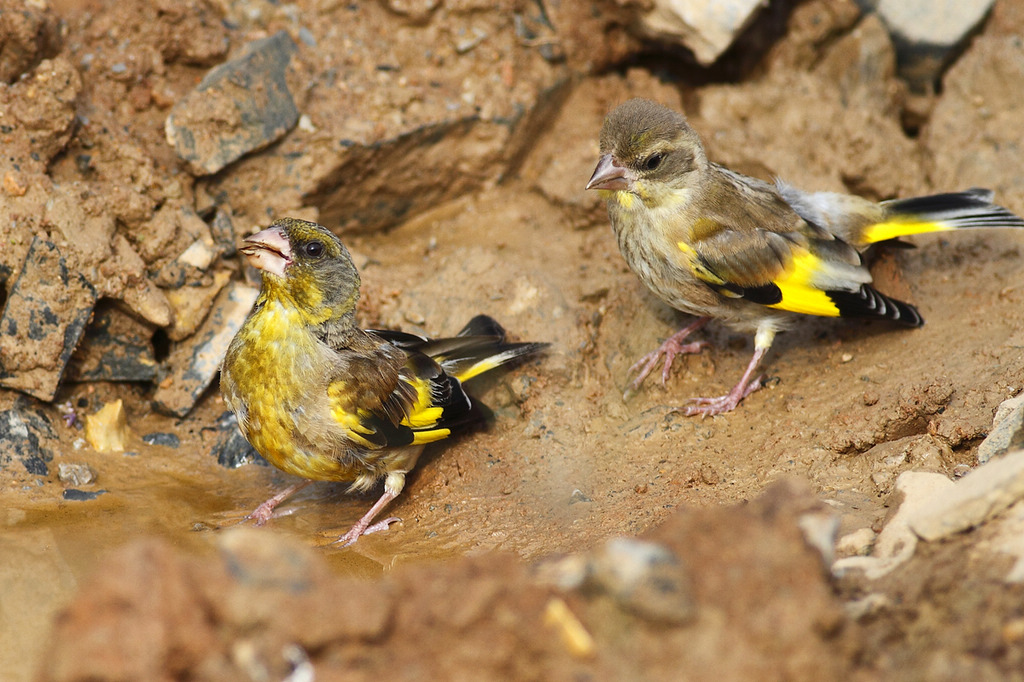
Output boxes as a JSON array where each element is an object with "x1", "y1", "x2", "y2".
[{"x1": 0, "y1": 238, "x2": 97, "y2": 401}]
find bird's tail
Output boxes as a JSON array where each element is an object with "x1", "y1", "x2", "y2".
[
  {"x1": 863, "y1": 188, "x2": 1024, "y2": 244},
  {"x1": 432, "y1": 315, "x2": 547, "y2": 383}
]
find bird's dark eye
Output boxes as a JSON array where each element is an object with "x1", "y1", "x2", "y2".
[
  {"x1": 303, "y1": 240, "x2": 325, "y2": 259},
  {"x1": 643, "y1": 152, "x2": 665, "y2": 171}
]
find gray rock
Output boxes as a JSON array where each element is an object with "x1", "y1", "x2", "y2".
[
  {"x1": 977, "y1": 394, "x2": 1024, "y2": 464},
  {"x1": 533, "y1": 536, "x2": 696, "y2": 625},
  {"x1": 143, "y1": 433, "x2": 181, "y2": 448},
  {"x1": 638, "y1": 0, "x2": 768, "y2": 65},
  {"x1": 212, "y1": 411, "x2": 266, "y2": 469},
  {"x1": 152, "y1": 282, "x2": 258, "y2": 417},
  {"x1": 873, "y1": 0, "x2": 996, "y2": 91},
  {"x1": 62, "y1": 489, "x2": 107, "y2": 501},
  {"x1": 64, "y1": 303, "x2": 158, "y2": 383},
  {"x1": 210, "y1": 208, "x2": 238, "y2": 257},
  {"x1": 0, "y1": 237, "x2": 97, "y2": 401},
  {"x1": 0, "y1": 405, "x2": 56, "y2": 475},
  {"x1": 166, "y1": 31, "x2": 300, "y2": 175}
]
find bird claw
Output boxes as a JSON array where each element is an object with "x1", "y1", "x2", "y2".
[
  {"x1": 244, "y1": 501, "x2": 279, "y2": 527},
  {"x1": 336, "y1": 516, "x2": 401, "y2": 547},
  {"x1": 240, "y1": 481, "x2": 312, "y2": 527},
  {"x1": 626, "y1": 328, "x2": 710, "y2": 397},
  {"x1": 672, "y1": 374, "x2": 764, "y2": 417}
]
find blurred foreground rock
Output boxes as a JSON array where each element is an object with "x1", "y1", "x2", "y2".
[{"x1": 38, "y1": 481, "x2": 858, "y2": 681}]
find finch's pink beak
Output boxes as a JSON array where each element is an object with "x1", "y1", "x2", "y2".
[
  {"x1": 586, "y1": 154, "x2": 631, "y2": 191},
  {"x1": 240, "y1": 225, "x2": 292, "y2": 278}
]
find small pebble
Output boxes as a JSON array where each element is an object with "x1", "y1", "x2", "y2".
[
  {"x1": 568, "y1": 489, "x2": 592, "y2": 504},
  {"x1": 143, "y1": 432, "x2": 180, "y2": 448},
  {"x1": 63, "y1": 489, "x2": 107, "y2": 501},
  {"x1": 58, "y1": 462, "x2": 97, "y2": 486},
  {"x1": 84, "y1": 399, "x2": 129, "y2": 452},
  {"x1": 836, "y1": 527, "x2": 877, "y2": 557}
]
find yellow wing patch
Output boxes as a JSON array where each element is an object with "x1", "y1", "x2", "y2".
[
  {"x1": 766, "y1": 251, "x2": 841, "y2": 317},
  {"x1": 403, "y1": 405, "x2": 443, "y2": 428},
  {"x1": 862, "y1": 219, "x2": 952, "y2": 244},
  {"x1": 398, "y1": 378, "x2": 443, "y2": 428},
  {"x1": 329, "y1": 407, "x2": 381, "y2": 449},
  {"x1": 411, "y1": 428, "x2": 451, "y2": 445},
  {"x1": 454, "y1": 357, "x2": 502, "y2": 383},
  {"x1": 677, "y1": 241, "x2": 728, "y2": 286}
]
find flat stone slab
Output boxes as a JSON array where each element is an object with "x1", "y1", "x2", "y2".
[
  {"x1": 165, "y1": 31, "x2": 299, "y2": 176},
  {"x1": 152, "y1": 282, "x2": 258, "y2": 418}
]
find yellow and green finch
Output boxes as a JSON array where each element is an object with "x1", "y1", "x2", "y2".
[
  {"x1": 586, "y1": 98, "x2": 1024, "y2": 416},
  {"x1": 220, "y1": 218, "x2": 546, "y2": 546}
]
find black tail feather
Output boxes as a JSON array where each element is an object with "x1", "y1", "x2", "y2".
[
  {"x1": 884, "y1": 189, "x2": 1024, "y2": 230},
  {"x1": 457, "y1": 314, "x2": 506, "y2": 338},
  {"x1": 828, "y1": 285, "x2": 923, "y2": 327}
]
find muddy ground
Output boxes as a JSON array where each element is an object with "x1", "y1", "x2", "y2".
[{"x1": 3, "y1": 0, "x2": 1024, "y2": 680}]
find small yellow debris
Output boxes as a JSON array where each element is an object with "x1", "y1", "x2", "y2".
[
  {"x1": 3, "y1": 172, "x2": 27, "y2": 196},
  {"x1": 1003, "y1": 618, "x2": 1024, "y2": 644},
  {"x1": 84, "y1": 399, "x2": 130, "y2": 452},
  {"x1": 543, "y1": 597, "x2": 595, "y2": 659}
]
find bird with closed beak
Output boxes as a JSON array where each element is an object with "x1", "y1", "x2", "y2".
[
  {"x1": 587, "y1": 97, "x2": 1024, "y2": 416},
  {"x1": 220, "y1": 217, "x2": 547, "y2": 546}
]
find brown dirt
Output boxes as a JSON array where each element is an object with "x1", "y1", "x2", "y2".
[{"x1": 3, "y1": 0, "x2": 1024, "y2": 680}]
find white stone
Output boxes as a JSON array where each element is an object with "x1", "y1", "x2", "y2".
[
  {"x1": 639, "y1": 0, "x2": 767, "y2": 66},
  {"x1": 977, "y1": 393, "x2": 1024, "y2": 464},
  {"x1": 909, "y1": 449, "x2": 1024, "y2": 541},
  {"x1": 836, "y1": 527, "x2": 877, "y2": 558},
  {"x1": 876, "y1": 0, "x2": 995, "y2": 45},
  {"x1": 177, "y1": 240, "x2": 216, "y2": 270},
  {"x1": 832, "y1": 471, "x2": 953, "y2": 580}
]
